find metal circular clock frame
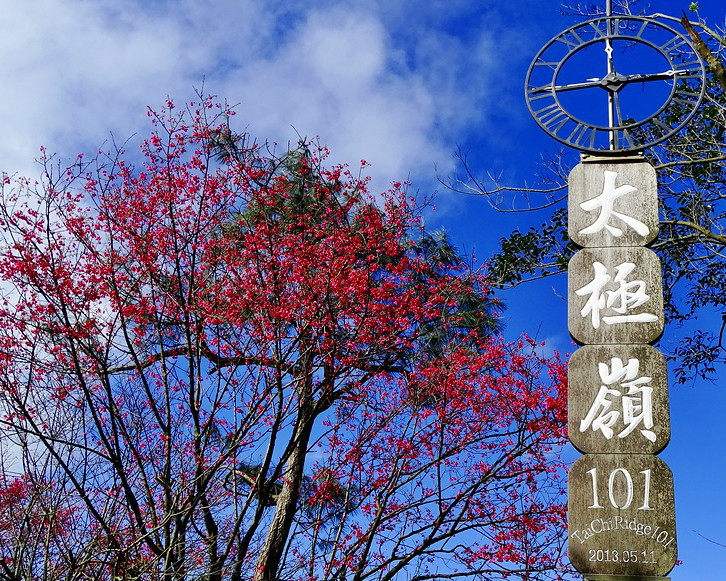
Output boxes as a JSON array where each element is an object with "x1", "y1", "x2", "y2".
[{"x1": 525, "y1": 16, "x2": 706, "y2": 154}]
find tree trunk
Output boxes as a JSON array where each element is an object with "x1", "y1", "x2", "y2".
[
  {"x1": 253, "y1": 405, "x2": 316, "y2": 581},
  {"x1": 681, "y1": 12, "x2": 726, "y2": 93}
]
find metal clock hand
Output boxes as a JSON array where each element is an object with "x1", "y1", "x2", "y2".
[
  {"x1": 529, "y1": 79, "x2": 605, "y2": 94},
  {"x1": 615, "y1": 69, "x2": 702, "y2": 83},
  {"x1": 530, "y1": 69, "x2": 701, "y2": 96}
]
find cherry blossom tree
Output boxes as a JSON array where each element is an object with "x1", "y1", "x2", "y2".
[{"x1": 0, "y1": 98, "x2": 569, "y2": 581}]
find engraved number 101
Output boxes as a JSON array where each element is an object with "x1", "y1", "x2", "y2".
[{"x1": 586, "y1": 468, "x2": 653, "y2": 510}]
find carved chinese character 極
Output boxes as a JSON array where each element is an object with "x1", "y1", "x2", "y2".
[{"x1": 576, "y1": 261, "x2": 658, "y2": 329}]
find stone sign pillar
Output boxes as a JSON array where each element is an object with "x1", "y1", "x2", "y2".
[{"x1": 567, "y1": 158, "x2": 677, "y2": 579}]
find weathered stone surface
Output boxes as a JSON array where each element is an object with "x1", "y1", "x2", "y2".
[
  {"x1": 568, "y1": 247, "x2": 664, "y2": 345},
  {"x1": 569, "y1": 345, "x2": 670, "y2": 455},
  {"x1": 569, "y1": 161, "x2": 659, "y2": 248},
  {"x1": 569, "y1": 454, "x2": 677, "y2": 577},
  {"x1": 582, "y1": 574, "x2": 671, "y2": 581}
]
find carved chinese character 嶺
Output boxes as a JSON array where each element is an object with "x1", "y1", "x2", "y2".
[{"x1": 580, "y1": 357, "x2": 655, "y2": 442}]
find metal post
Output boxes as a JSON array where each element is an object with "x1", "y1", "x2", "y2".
[{"x1": 606, "y1": 0, "x2": 615, "y2": 150}]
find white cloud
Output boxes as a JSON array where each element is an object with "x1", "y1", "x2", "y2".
[
  {"x1": 0, "y1": 0, "x2": 503, "y2": 192},
  {"x1": 0, "y1": 0, "x2": 268, "y2": 174},
  {"x1": 214, "y1": 4, "x2": 452, "y2": 189}
]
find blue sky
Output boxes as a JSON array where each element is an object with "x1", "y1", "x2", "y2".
[{"x1": 2, "y1": 0, "x2": 725, "y2": 578}]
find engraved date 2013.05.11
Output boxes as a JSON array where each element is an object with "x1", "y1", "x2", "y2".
[{"x1": 588, "y1": 548, "x2": 658, "y2": 564}]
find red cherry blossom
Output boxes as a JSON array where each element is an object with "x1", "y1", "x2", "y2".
[{"x1": 0, "y1": 99, "x2": 569, "y2": 581}]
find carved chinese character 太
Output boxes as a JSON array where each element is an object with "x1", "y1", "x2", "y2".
[
  {"x1": 578, "y1": 170, "x2": 649, "y2": 238},
  {"x1": 568, "y1": 161, "x2": 658, "y2": 247}
]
